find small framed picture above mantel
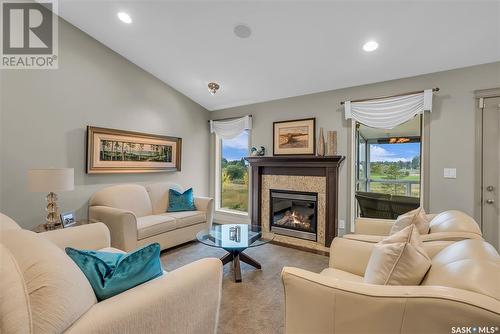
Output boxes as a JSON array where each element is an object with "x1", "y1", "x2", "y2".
[
  {"x1": 86, "y1": 126, "x2": 182, "y2": 174},
  {"x1": 273, "y1": 118, "x2": 316, "y2": 156}
]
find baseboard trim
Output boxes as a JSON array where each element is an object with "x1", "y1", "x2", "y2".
[
  {"x1": 160, "y1": 240, "x2": 198, "y2": 254},
  {"x1": 214, "y1": 210, "x2": 251, "y2": 225},
  {"x1": 270, "y1": 240, "x2": 329, "y2": 256}
]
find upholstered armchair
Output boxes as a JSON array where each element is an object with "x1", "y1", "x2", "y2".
[
  {"x1": 1, "y1": 214, "x2": 223, "y2": 334},
  {"x1": 281, "y1": 237, "x2": 500, "y2": 334}
]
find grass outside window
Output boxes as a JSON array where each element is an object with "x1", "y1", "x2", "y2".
[{"x1": 219, "y1": 132, "x2": 249, "y2": 213}]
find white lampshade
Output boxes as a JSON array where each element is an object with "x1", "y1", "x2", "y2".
[{"x1": 28, "y1": 168, "x2": 74, "y2": 193}]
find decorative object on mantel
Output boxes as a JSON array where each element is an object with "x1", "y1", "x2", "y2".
[
  {"x1": 326, "y1": 131, "x2": 337, "y2": 156},
  {"x1": 28, "y1": 168, "x2": 74, "y2": 230},
  {"x1": 273, "y1": 118, "x2": 316, "y2": 156},
  {"x1": 250, "y1": 146, "x2": 265, "y2": 156},
  {"x1": 342, "y1": 88, "x2": 438, "y2": 129},
  {"x1": 317, "y1": 127, "x2": 325, "y2": 156},
  {"x1": 86, "y1": 126, "x2": 182, "y2": 174}
]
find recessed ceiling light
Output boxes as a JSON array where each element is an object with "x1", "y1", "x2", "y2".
[
  {"x1": 117, "y1": 12, "x2": 132, "y2": 24},
  {"x1": 363, "y1": 40, "x2": 378, "y2": 52},
  {"x1": 208, "y1": 82, "x2": 220, "y2": 95},
  {"x1": 234, "y1": 24, "x2": 252, "y2": 38}
]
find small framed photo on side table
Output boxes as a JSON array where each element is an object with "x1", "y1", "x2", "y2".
[{"x1": 60, "y1": 211, "x2": 76, "y2": 228}]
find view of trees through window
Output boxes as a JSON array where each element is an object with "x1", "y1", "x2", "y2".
[
  {"x1": 220, "y1": 132, "x2": 249, "y2": 212},
  {"x1": 356, "y1": 117, "x2": 422, "y2": 199},
  {"x1": 368, "y1": 143, "x2": 421, "y2": 197}
]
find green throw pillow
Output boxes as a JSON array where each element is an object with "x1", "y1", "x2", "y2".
[
  {"x1": 167, "y1": 187, "x2": 197, "y2": 212},
  {"x1": 65, "y1": 243, "x2": 163, "y2": 301}
]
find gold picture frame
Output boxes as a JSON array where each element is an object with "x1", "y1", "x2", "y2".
[
  {"x1": 273, "y1": 118, "x2": 316, "y2": 155},
  {"x1": 86, "y1": 126, "x2": 182, "y2": 174}
]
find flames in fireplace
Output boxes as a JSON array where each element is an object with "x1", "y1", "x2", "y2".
[
  {"x1": 270, "y1": 189, "x2": 317, "y2": 241},
  {"x1": 275, "y1": 210, "x2": 312, "y2": 230}
]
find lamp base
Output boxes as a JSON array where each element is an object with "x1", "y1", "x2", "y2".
[{"x1": 44, "y1": 192, "x2": 60, "y2": 230}]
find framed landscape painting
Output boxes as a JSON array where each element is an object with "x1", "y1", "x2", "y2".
[
  {"x1": 86, "y1": 126, "x2": 182, "y2": 174},
  {"x1": 273, "y1": 118, "x2": 316, "y2": 155}
]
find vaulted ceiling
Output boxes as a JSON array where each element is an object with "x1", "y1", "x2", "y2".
[{"x1": 57, "y1": 1, "x2": 500, "y2": 111}]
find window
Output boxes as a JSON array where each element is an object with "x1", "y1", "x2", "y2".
[
  {"x1": 366, "y1": 141, "x2": 421, "y2": 197},
  {"x1": 217, "y1": 131, "x2": 249, "y2": 213}
]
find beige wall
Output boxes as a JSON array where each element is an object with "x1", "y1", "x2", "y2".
[
  {"x1": 0, "y1": 19, "x2": 210, "y2": 229},
  {"x1": 1, "y1": 15, "x2": 498, "y2": 232},
  {"x1": 211, "y1": 62, "x2": 500, "y2": 233}
]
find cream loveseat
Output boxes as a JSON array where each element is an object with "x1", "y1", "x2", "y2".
[
  {"x1": 89, "y1": 183, "x2": 214, "y2": 252},
  {"x1": 281, "y1": 237, "x2": 500, "y2": 334},
  {"x1": 0, "y1": 213, "x2": 223, "y2": 334}
]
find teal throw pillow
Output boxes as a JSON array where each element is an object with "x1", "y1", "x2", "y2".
[
  {"x1": 65, "y1": 243, "x2": 163, "y2": 301},
  {"x1": 167, "y1": 187, "x2": 196, "y2": 212}
]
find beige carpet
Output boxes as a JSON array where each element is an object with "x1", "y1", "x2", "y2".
[{"x1": 161, "y1": 241, "x2": 329, "y2": 334}]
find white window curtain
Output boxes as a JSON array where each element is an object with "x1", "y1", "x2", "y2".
[
  {"x1": 209, "y1": 115, "x2": 252, "y2": 139},
  {"x1": 344, "y1": 89, "x2": 433, "y2": 129}
]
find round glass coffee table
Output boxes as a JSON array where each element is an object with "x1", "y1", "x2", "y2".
[{"x1": 196, "y1": 224, "x2": 274, "y2": 282}]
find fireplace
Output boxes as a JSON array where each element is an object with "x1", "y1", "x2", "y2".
[
  {"x1": 247, "y1": 156, "x2": 345, "y2": 249},
  {"x1": 270, "y1": 189, "x2": 317, "y2": 241}
]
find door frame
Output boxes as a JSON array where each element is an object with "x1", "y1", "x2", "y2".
[
  {"x1": 348, "y1": 114, "x2": 430, "y2": 233},
  {"x1": 474, "y1": 88, "x2": 500, "y2": 230}
]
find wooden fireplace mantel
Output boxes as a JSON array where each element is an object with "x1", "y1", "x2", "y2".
[{"x1": 246, "y1": 155, "x2": 345, "y2": 247}]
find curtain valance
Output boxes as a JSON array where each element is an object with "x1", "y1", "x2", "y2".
[
  {"x1": 344, "y1": 89, "x2": 433, "y2": 129},
  {"x1": 209, "y1": 115, "x2": 252, "y2": 139}
]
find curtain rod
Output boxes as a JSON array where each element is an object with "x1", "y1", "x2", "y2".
[
  {"x1": 208, "y1": 115, "x2": 252, "y2": 123},
  {"x1": 340, "y1": 87, "x2": 440, "y2": 105}
]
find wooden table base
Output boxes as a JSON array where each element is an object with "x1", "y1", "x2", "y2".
[{"x1": 220, "y1": 250, "x2": 262, "y2": 282}]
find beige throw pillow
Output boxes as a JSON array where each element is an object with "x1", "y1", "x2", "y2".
[
  {"x1": 1, "y1": 230, "x2": 97, "y2": 333},
  {"x1": 390, "y1": 207, "x2": 430, "y2": 235},
  {"x1": 364, "y1": 225, "x2": 431, "y2": 285}
]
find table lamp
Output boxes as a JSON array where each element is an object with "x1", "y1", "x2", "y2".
[{"x1": 28, "y1": 168, "x2": 74, "y2": 230}]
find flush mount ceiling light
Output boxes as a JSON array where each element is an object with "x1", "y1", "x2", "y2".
[
  {"x1": 117, "y1": 12, "x2": 132, "y2": 24},
  {"x1": 389, "y1": 137, "x2": 410, "y2": 144},
  {"x1": 363, "y1": 40, "x2": 379, "y2": 52},
  {"x1": 208, "y1": 82, "x2": 220, "y2": 95},
  {"x1": 234, "y1": 24, "x2": 252, "y2": 38}
]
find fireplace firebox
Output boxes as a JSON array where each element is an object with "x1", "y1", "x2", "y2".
[{"x1": 270, "y1": 189, "x2": 317, "y2": 241}]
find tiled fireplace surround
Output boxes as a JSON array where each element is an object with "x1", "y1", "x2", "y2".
[
  {"x1": 262, "y1": 175, "x2": 327, "y2": 251},
  {"x1": 246, "y1": 156, "x2": 345, "y2": 253}
]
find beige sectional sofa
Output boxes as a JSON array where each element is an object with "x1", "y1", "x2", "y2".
[
  {"x1": 89, "y1": 183, "x2": 214, "y2": 252},
  {"x1": 344, "y1": 210, "x2": 482, "y2": 255},
  {"x1": 0, "y1": 213, "x2": 223, "y2": 334},
  {"x1": 282, "y1": 237, "x2": 500, "y2": 334}
]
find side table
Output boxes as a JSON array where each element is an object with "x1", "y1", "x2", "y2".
[{"x1": 32, "y1": 220, "x2": 92, "y2": 233}]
